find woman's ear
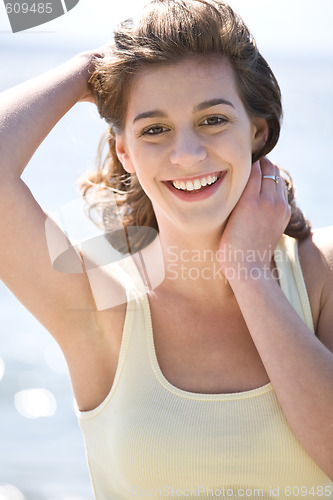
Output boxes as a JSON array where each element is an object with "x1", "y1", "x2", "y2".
[
  {"x1": 115, "y1": 134, "x2": 135, "y2": 173},
  {"x1": 251, "y1": 117, "x2": 269, "y2": 154}
]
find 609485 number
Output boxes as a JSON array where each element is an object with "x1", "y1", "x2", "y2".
[
  {"x1": 284, "y1": 485, "x2": 332, "y2": 497},
  {"x1": 5, "y1": 3, "x2": 53, "y2": 14}
]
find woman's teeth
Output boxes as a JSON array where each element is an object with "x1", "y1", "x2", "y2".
[{"x1": 172, "y1": 174, "x2": 219, "y2": 191}]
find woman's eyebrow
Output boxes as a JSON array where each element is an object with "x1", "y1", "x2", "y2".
[
  {"x1": 133, "y1": 98, "x2": 235, "y2": 124},
  {"x1": 194, "y1": 98, "x2": 235, "y2": 112},
  {"x1": 133, "y1": 110, "x2": 167, "y2": 124}
]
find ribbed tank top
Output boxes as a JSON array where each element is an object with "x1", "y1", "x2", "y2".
[{"x1": 76, "y1": 234, "x2": 333, "y2": 499}]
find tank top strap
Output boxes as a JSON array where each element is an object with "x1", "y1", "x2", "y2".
[{"x1": 274, "y1": 234, "x2": 314, "y2": 332}]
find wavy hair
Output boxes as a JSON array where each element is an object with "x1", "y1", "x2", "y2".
[{"x1": 80, "y1": 0, "x2": 311, "y2": 244}]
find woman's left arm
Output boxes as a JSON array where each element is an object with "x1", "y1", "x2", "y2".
[{"x1": 219, "y1": 158, "x2": 333, "y2": 479}]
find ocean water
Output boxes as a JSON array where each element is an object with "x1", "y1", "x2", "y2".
[{"x1": 0, "y1": 39, "x2": 332, "y2": 500}]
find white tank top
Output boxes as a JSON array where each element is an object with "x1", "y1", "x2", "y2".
[{"x1": 76, "y1": 234, "x2": 333, "y2": 499}]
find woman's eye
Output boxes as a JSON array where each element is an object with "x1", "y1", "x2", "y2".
[
  {"x1": 142, "y1": 125, "x2": 168, "y2": 136},
  {"x1": 201, "y1": 116, "x2": 227, "y2": 126}
]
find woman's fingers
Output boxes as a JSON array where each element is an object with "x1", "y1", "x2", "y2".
[
  {"x1": 259, "y1": 158, "x2": 289, "y2": 211},
  {"x1": 243, "y1": 157, "x2": 283, "y2": 201},
  {"x1": 259, "y1": 158, "x2": 291, "y2": 230},
  {"x1": 260, "y1": 156, "x2": 280, "y2": 195}
]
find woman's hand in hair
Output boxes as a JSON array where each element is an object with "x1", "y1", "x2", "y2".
[
  {"x1": 77, "y1": 42, "x2": 112, "y2": 104},
  {"x1": 219, "y1": 157, "x2": 291, "y2": 280}
]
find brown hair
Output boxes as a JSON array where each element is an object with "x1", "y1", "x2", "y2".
[{"x1": 80, "y1": 0, "x2": 311, "y2": 242}]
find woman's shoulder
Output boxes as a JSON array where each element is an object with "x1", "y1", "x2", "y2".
[
  {"x1": 311, "y1": 225, "x2": 333, "y2": 263},
  {"x1": 309, "y1": 225, "x2": 333, "y2": 312}
]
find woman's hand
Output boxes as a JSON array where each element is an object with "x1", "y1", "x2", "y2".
[
  {"x1": 219, "y1": 157, "x2": 291, "y2": 280},
  {"x1": 76, "y1": 42, "x2": 112, "y2": 104}
]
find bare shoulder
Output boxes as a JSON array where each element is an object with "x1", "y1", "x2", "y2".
[
  {"x1": 298, "y1": 226, "x2": 333, "y2": 272},
  {"x1": 298, "y1": 226, "x2": 333, "y2": 349}
]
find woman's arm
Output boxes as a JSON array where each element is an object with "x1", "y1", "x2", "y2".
[
  {"x1": 0, "y1": 50, "x2": 101, "y2": 340},
  {"x1": 219, "y1": 158, "x2": 333, "y2": 479}
]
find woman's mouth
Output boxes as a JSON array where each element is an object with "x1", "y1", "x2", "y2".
[{"x1": 164, "y1": 170, "x2": 227, "y2": 201}]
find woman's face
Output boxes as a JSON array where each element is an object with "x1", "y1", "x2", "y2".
[{"x1": 116, "y1": 56, "x2": 267, "y2": 237}]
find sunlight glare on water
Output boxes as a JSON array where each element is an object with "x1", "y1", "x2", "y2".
[
  {"x1": 14, "y1": 388, "x2": 57, "y2": 419},
  {"x1": 0, "y1": 484, "x2": 26, "y2": 500}
]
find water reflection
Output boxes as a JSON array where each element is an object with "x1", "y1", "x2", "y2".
[
  {"x1": 18, "y1": 371, "x2": 45, "y2": 390},
  {"x1": 0, "y1": 485, "x2": 90, "y2": 500},
  {"x1": 48, "y1": 497, "x2": 87, "y2": 500},
  {"x1": 0, "y1": 357, "x2": 5, "y2": 382},
  {"x1": 14, "y1": 389, "x2": 57, "y2": 419},
  {"x1": 44, "y1": 344, "x2": 68, "y2": 375}
]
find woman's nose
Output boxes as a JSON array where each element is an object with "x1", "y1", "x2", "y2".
[{"x1": 169, "y1": 128, "x2": 207, "y2": 167}]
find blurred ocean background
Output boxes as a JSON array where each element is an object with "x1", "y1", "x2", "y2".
[{"x1": 0, "y1": 0, "x2": 332, "y2": 498}]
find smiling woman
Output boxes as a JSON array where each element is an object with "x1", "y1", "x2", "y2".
[
  {"x1": 82, "y1": 5, "x2": 310, "y2": 242},
  {"x1": 0, "y1": 0, "x2": 333, "y2": 499}
]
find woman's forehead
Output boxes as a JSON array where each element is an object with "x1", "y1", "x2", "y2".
[{"x1": 126, "y1": 56, "x2": 240, "y2": 113}]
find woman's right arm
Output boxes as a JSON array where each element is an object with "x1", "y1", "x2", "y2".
[{"x1": 0, "y1": 51, "x2": 100, "y2": 341}]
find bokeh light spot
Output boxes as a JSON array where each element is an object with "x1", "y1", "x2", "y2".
[
  {"x1": 0, "y1": 483, "x2": 26, "y2": 500},
  {"x1": 14, "y1": 388, "x2": 57, "y2": 419}
]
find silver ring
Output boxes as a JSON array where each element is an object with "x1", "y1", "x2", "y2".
[{"x1": 262, "y1": 175, "x2": 280, "y2": 184}]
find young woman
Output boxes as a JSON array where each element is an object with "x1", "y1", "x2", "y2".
[{"x1": 0, "y1": 0, "x2": 332, "y2": 498}]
